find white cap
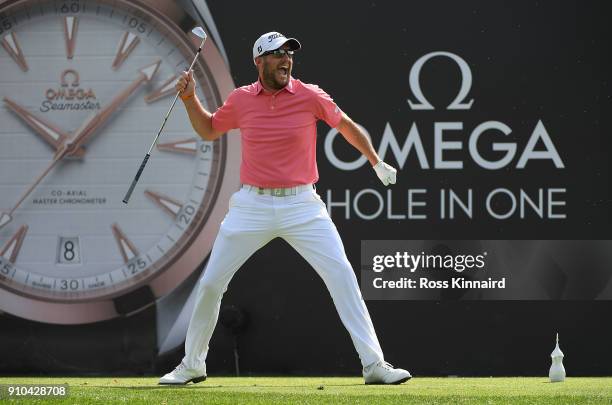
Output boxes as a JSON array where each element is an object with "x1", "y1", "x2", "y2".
[{"x1": 252, "y1": 31, "x2": 301, "y2": 59}]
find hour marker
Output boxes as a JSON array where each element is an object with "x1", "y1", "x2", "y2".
[
  {"x1": 0, "y1": 225, "x2": 28, "y2": 263},
  {"x1": 144, "y1": 190, "x2": 183, "y2": 219},
  {"x1": 1, "y1": 32, "x2": 28, "y2": 72},
  {"x1": 145, "y1": 75, "x2": 179, "y2": 103},
  {"x1": 112, "y1": 31, "x2": 140, "y2": 70},
  {"x1": 63, "y1": 16, "x2": 78, "y2": 59},
  {"x1": 157, "y1": 138, "x2": 198, "y2": 155},
  {"x1": 111, "y1": 223, "x2": 139, "y2": 263}
]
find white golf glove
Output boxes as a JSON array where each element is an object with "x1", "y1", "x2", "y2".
[{"x1": 373, "y1": 161, "x2": 397, "y2": 186}]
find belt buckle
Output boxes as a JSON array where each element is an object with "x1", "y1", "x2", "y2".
[{"x1": 273, "y1": 188, "x2": 284, "y2": 197}]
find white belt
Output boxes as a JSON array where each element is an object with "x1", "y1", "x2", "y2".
[{"x1": 241, "y1": 183, "x2": 313, "y2": 197}]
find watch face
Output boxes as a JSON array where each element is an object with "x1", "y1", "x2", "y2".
[{"x1": 0, "y1": 0, "x2": 239, "y2": 320}]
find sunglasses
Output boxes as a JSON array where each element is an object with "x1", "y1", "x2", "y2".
[{"x1": 261, "y1": 49, "x2": 294, "y2": 58}]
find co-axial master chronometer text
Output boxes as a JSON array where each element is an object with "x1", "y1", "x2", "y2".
[{"x1": 0, "y1": 0, "x2": 232, "y2": 306}]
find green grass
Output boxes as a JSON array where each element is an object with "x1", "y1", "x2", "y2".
[{"x1": 0, "y1": 377, "x2": 611, "y2": 404}]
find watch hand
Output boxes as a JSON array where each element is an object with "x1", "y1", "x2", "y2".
[
  {"x1": 62, "y1": 60, "x2": 161, "y2": 157},
  {"x1": 3, "y1": 97, "x2": 85, "y2": 157},
  {"x1": 0, "y1": 150, "x2": 64, "y2": 230},
  {"x1": 0, "y1": 61, "x2": 161, "y2": 230}
]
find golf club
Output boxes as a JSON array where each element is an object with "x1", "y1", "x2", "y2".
[{"x1": 122, "y1": 26, "x2": 207, "y2": 204}]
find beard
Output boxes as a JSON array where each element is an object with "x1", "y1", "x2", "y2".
[{"x1": 262, "y1": 61, "x2": 290, "y2": 90}]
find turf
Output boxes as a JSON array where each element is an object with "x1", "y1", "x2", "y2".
[{"x1": 0, "y1": 377, "x2": 611, "y2": 404}]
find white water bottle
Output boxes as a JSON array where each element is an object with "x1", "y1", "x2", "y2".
[{"x1": 549, "y1": 333, "x2": 566, "y2": 382}]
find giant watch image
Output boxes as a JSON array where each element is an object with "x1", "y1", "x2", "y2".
[{"x1": 0, "y1": 0, "x2": 239, "y2": 349}]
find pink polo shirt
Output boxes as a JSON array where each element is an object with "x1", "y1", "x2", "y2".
[{"x1": 211, "y1": 77, "x2": 343, "y2": 187}]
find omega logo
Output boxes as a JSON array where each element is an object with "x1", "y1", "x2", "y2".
[
  {"x1": 60, "y1": 69, "x2": 80, "y2": 87},
  {"x1": 45, "y1": 69, "x2": 97, "y2": 101},
  {"x1": 40, "y1": 69, "x2": 101, "y2": 112},
  {"x1": 407, "y1": 51, "x2": 474, "y2": 110},
  {"x1": 324, "y1": 51, "x2": 564, "y2": 172}
]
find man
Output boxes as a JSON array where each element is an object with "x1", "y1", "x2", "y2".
[{"x1": 159, "y1": 31, "x2": 410, "y2": 385}]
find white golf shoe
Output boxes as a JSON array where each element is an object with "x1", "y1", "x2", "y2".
[
  {"x1": 363, "y1": 360, "x2": 412, "y2": 385},
  {"x1": 158, "y1": 362, "x2": 206, "y2": 385}
]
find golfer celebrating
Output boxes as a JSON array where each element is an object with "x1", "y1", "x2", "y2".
[{"x1": 160, "y1": 32, "x2": 409, "y2": 385}]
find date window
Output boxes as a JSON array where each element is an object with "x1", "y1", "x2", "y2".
[{"x1": 57, "y1": 237, "x2": 81, "y2": 264}]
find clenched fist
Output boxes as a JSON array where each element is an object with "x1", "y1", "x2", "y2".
[{"x1": 176, "y1": 69, "x2": 196, "y2": 99}]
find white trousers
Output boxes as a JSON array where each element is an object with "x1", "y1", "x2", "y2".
[{"x1": 183, "y1": 186, "x2": 384, "y2": 370}]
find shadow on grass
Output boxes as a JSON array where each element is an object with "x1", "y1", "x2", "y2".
[{"x1": 91, "y1": 382, "x2": 367, "y2": 390}]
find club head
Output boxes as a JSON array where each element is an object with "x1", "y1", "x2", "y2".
[{"x1": 191, "y1": 26, "x2": 207, "y2": 40}]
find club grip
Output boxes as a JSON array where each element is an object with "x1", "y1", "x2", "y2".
[{"x1": 123, "y1": 153, "x2": 150, "y2": 204}]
